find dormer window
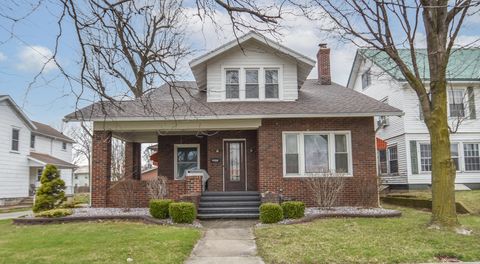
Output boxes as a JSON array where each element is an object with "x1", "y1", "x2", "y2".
[{"x1": 223, "y1": 66, "x2": 282, "y2": 101}]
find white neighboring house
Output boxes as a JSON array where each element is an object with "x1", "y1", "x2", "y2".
[
  {"x1": 0, "y1": 95, "x2": 75, "y2": 205},
  {"x1": 347, "y1": 49, "x2": 480, "y2": 190},
  {"x1": 73, "y1": 165, "x2": 90, "y2": 190}
]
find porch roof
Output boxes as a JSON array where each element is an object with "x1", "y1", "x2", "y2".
[{"x1": 28, "y1": 152, "x2": 76, "y2": 168}]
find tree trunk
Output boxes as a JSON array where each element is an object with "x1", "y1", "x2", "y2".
[{"x1": 426, "y1": 82, "x2": 458, "y2": 227}]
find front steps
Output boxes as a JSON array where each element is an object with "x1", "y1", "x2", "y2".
[{"x1": 197, "y1": 191, "x2": 260, "y2": 219}]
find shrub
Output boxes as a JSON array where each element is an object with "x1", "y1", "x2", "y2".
[
  {"x1": 35, "y1": 208, "x2": 72, "y2": 218},
  {"x1": 33, "y1": 164, "x2": 66, "y2": 213},
  {"x1": 303, "y1": 171, "x2": 346, "y2": 208},
  {"x1": 169, "y1": 202, "x2": 196, "y2": 224},
  {"x1": 260, "y1": 203, "x2": 283, "y2": 224},
  {"x1": 149, "y1": 199, "x2": 173, "y2": 219},
  {"x1": 281, "y1": 201, "x2": 305, "y2": 219}
]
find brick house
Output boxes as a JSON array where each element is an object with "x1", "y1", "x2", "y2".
[{"x1": 65, "y1": 32, "x2": 401, "y2": 218}]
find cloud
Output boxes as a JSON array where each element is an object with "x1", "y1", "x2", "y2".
[
  {"x1": 0, "y1": 52, "x2": 6, "y2": 62},
  {"x1": 16, "y1": 45, "x2": 56, "y2": 73}
]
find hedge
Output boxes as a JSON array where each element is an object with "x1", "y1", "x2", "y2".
[
  {"x1": 281, "y1": 201, "x2": 305, "y2": 219},
  {"x1": 35, "y1": 208, "x2": 73, "y2": 218},
  {"x1": 169, "y1": 202, "x2": 196, "y2": 224},
  {"x1": 260, "y1": 203, "x2": 283, "y2": 224},
  {"x1": 149, "y1": 199, "x2": 173, "y2": 219}
]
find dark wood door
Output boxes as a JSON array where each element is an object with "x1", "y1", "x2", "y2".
[{"x1": 224, "y1": 140, "x2": 246, "y2": 191}]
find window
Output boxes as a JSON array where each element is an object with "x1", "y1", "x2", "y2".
[
  {"x1": 419, "y1": 144, "x2": 432, "y2": 172},
  {"x1": 451, "y1": 143, "x2": 460, "y2": 170},
  {"x1": 361, "y1": 69, "x2": 371, "y2": 89},
  {"x1": 229, "y1": 142, "x2": 241, "y2": 181},
  {"x1": 283, "y1": 132, "x2": 352, "y2": 176},
  {"x1": 174, "y1": 144, "x2": 200, "y2": 180},
  {"x1": 30, "y1": 135, "x2": 35, "y2": 149},
  {"x1": 245, "y1": 69, "x2": 259, "y2": 99},
  {"x1": 378, "y1": 150, "x2": 388, "y2": 174},
  {"x1": 448, "y1": 90, "x2": 465, "y2": 117},
  {"x1": 388, "y1": 146, "x2": 398, "y2": 174},
  {"x1": 37, "y1": 168, "x2": 43, "y2": 181},
  {"x1": 225, "y1": 69, "x2": 239, "y2": 99},
  {"x1": 11, "y1": 128, "x2": 19, "y2": 151},
  {"x1": 62, "y1": 142, "x2": 67, "y2": 151},
  {"x1": 464, "y1": 143, "x2": 480, "y2": 171},
  {"x1": 265, "y1": 69, "x2": 279, "y2": 99}
]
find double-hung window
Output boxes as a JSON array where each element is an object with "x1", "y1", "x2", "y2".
[
  {"x1": 448, "y1": 89, "x2": 465, "y2": 117},
  {"x1": 265, "y1": 69, "x2": 279, "y2": 99},
  {"x1": 30, "y1": 135, "x2": 35, "y2": 149},
  {"x1": 464, "y1": 143, "x2": 480, "y2": 171},
  {"x1": 174, "y1": 144, "x2": 200, "y2": 180},
  {"x1": 451, "y1": 143, "x2": 460, "y2": 170},
  {"x1": 62, "y1": 142, "x2": 67, "y2": 151},
  {"x1": 283, "y1": 132, "x2": 352, "y2": 176},
  {"x1": 361, "y1": 69, "x2": 371, "y2": 89},
  {"x1": 388, "y1": 145, "x2": 398, "y2": 174},
  {"x1": 378, "y1": 149, "x2": 388, "y2": 174},
  {"x1": 11, "y1": 128, "x2": 20, "y2": 152},
  {"x1": 418, "y1": 143, "x2": 460, "y2": 172},
  {"x1": 245, "y1": 69, "x2": 259, "y2": 99},
  {"x1": 225, "y1": 69, "x2": 240, "y2": 99}
]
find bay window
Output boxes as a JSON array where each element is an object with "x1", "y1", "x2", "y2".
[{"x1": 283, "y1": 131, "x2": 352, "y2": 176}]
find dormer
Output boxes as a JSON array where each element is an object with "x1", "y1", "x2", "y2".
[{"x1": 189, "y1": 32, "x2": 316, "y2": 102}]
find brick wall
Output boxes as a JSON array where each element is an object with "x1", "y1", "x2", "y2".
[
  {"x1": 91, "y1": 131, "x2": 112, "y2": 207},
  {"x1": 125, "y1": 142, "x2": 141, "y2": 180},
  {"x1": 257, "y1": 117, "x2": 378, "y2": 207}
]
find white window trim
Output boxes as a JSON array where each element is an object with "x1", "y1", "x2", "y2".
[
  {"x1": 11, "y1": 127, "x2": 20, "y2": 153},
  {"x1": 387, "y1": 144, "x2": 398, "y2": 175},
  {"x1": 174, "y1": 144, "x2": 200, "y2": 180},
  {"x1": 221, "y1": 65, "x2": 283, "y2": 101},
  {"x1": 462, "y1": 142, "x2": 480, "y2": 172},
  {"x1": 282, "y1": 131, "x2": 353, "y2": 177},
  {"x1": 414, "y1": 141, "x2": 465, "y2": 174},
  {"x1": 447, "y1": 88, "x2": 468, "y2": 119}
]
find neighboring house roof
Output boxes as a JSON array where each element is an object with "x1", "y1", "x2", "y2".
[
  {"x1": 141, "y1": 167, "x2": 158, "y2": 181},
  {"x1": 0, "y1": 95, "x2": 37, "y2": 130},
  {"x1": 64, "y1": 80, "x2": 403, "y2": 122},
  {"x1": 28, "y1": 152, "x2": 76, "y2": 168},
  {"x1": 74, "y1": 165, "x2": 89, "y2": 174},
  {"x1": 32, "y1": 121, "x2": 75, "y2": 143},
  {"x1": 189, "y1": 31, "x2": 316, "y2": 90},
  {"x1": 347, "y1": 48, "x2": 480, "y2": 88}
]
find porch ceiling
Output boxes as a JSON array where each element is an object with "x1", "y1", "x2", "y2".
[{"x1": 96, "y1": 119, "x2": 262, "y2": 143}]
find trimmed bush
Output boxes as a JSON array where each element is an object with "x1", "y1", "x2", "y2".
[
  {"x1": 33, "y1": 164, "x2": 66, "y2": 213},
  {"x1": 260, "y1": 203, "x2": 283, "y2": 224},
  {"x1": 169, "y1": 202, "x2": 196, "y2": 224},
  {"x1": 281, "y1": 201, "x2": 305, "y2": 219},
  {"x1": 149, "y1": 199, "x2": 173, "y2": 219},
  {"x1": 35, "y1": 208, "x2": 73, "y2": 218}
]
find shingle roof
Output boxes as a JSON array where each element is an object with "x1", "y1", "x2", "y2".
[
  {"x1": 359, "y1": 48, "x2": 480, "y2": 81},
  {"x1": 64, "y1": 79, "x2": 402, "y2": 121},
  {"x1": 32, "y1": 121, "x2": 75, "y2": 143},
  {"x1": 28, "y1": 152, "x2": 76, "y2": 168}
]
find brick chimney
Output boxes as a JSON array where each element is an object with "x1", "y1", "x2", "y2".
[{"x1": 317, "y1": 43, "x2": 331, "y2": 85}]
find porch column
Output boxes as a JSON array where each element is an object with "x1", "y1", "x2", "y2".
[
  {"x1": 125, "y1": 142, "x2": 141, "y2": 180},
  {"x1": 92, "y1": 130, "x2": 112, "y2": 207}
]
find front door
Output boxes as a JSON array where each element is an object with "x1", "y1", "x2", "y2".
[{"x1": 224, "y1": 140, "x2": 246, "y2": 191}]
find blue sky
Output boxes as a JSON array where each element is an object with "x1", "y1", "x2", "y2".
[{"x1": 1, "y1": 2, "x2": 480, "y2": 128}]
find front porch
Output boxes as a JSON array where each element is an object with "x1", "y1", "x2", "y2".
[{"x1": 91, "y1": 119, "x2": 262, "y2": 209}]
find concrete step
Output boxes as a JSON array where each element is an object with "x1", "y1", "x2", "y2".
[
  {"x1": 202, "y1": 191, "x2": 260, "y2": 196},
  {"x1": 199, "y1": 201, "x2": 261, "y2": 208},
  {"x1": 198, "y1": 207, "x2": 260, "y2": 214},
  {"x1": 197, "y1": 213, "x2": 259, "y2": 220},
  {"x1": 200, "y1": 195, "x2": 260, "y2": 202}
]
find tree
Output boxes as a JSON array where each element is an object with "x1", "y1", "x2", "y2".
[{"x1": 33, "y1": 164, "x2": 66, "y2": 212}]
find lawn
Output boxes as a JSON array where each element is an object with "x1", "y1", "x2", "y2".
[
  {"x1": 0, "y1": 220, "x2": 201, "y2": 264},
  {"x1": 388, "y1": 190, "x2": 480, "y2": 214},
  {"x1": 255, "y1": 207, "x2": 480, "y2": 264}
]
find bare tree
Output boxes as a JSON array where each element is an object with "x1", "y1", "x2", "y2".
[
  {"x1": 110, "y1": 138, "x2": 125, "y2": 181},
  {"x1": 304, "y1": 171, "x2": 346, "y2": 208},
  {"x1": 68, "y1": 122, "x2": 93, "y2": 167},
  {"x1": 146, "y1": 176, "x2": 168, "y2": 200}
]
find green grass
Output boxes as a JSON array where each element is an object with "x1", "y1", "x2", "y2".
[
  {"x1": 255, "y1": 207, "x2": 480, "y2": 264},
  {"x1": 0, "y1": 220, "x2": 201, "y2": 264},
  {"x1": 389, "y1": 190, "x2": 480, "y2": 214}
]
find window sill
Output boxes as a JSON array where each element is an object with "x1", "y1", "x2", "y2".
[{"x1": 10, "y1": 151, "x2": 20, "y2": 154}]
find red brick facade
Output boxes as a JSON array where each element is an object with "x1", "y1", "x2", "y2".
[{"x1": 91, "y1": 117, "x2": 378, "y2": 208}]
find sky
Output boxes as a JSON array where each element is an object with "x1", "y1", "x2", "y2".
[{"x1": 1, "y1": 1, "x2": 480, "y2": 129}]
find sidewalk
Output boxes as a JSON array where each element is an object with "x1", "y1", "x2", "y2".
[
  {"x1": 0, "y1": 210, "x2": 32, "y2": 220},
  {"x1": 185, "y1": 220, "x2": 264, "y2": 264}
]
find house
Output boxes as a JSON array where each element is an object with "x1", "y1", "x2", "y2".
[
  {"x1": 73, "y1": 165, "x2": 90, "y2": 192},
  {"x1": 64, "y1": 32, "x2": 401, "y2": 218},
  {"x1": 347, "y1": 49, "x2": 480, "y2": 190},
  {"x1": 0, "y1": 95, "x2": 76, "y2": 206}
]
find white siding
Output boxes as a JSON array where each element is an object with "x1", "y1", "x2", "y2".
[
  {"x1": 74, "y1": 172, "x2": 90, "y2": 187},
  {"x1": 0, "y1": 100, "x2": 30, "y2": 198},
  {"x1": 60, "y1": 168, "x2": 74, "y2": 195},
  {"x1": 381, "y1": 135, "x2": 408, "y2": 185},
  {"x1": 34, "y1": 135, "x2": 72, "y2": 162},
  {"x1": 206, "y1": 40, "x2": 298, "y2": 102}
]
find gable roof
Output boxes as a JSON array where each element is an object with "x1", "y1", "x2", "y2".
[
  {"x1": 32, "y1": 121, "x2": 75, "y2": 143},
  {"x1": 347, "y1": 48, "x2": 480, "y2": 88},
  {"x1": 0, "y1": 95, "x2": 37, "y2": 130},
  {"x1": 64, "y1": 79, "x2": 402, "y2": 122},
  {"x1": 189, "y1": 31, "x2": 316, "y2": 90}
]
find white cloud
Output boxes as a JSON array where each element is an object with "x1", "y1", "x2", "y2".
[
  {"x1": 0, "y1": 52, "x2": 6, "y2": 62},
  {"x1": 16, "y1": 45, "x2": 56, "y2": 73}
]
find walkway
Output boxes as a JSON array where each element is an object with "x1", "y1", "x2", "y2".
[
  {"x1": 0, "y1": 210, "x2": 32, "y2": 220},
  {"x1": 185, "y1": 220, "x2": 264, "y2": 264}
]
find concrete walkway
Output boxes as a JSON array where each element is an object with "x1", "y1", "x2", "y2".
[
  {"x1": 0, "y1": 210, "x2": 32, "y2": 220},
  {"x1": 185, "y1": 220, "x2": 264, "y2": 264}
]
